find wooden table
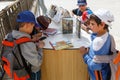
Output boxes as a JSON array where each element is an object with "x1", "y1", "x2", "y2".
[{"x1": 41, "y1": 19, "x2": 90, "y2": 80}]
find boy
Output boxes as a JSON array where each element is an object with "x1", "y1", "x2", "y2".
[
  {"x1": 79, "y1": 9, "x2": 114, "y2": 80},
  {"x1": 3, "y1": 10, "x2": 44, "y2": 80},
  {"x1": 71, "y1": 0, "x2": 93, "y2": 33},
  {"x1": 16, "y1": 10, "x2": 44, "y2": 80},
  {"x1": 71, "y1": 0, "x2": 92, "y2": 18}
]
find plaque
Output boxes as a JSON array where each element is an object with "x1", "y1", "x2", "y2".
[{"x1": 62, "y1": 17, "x2": 73, "y2": 34}]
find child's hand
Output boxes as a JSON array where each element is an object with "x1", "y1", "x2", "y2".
[
  {"x1": 38, "y1": 41, "x2": 45, "y2": 48},
  {"x1": 79, "y1": 46, "x2": 88, "y2": 55},
  {"x1": 32, "y1": 32, "x2": 42, "y2": 38},
  {"x1": 31, "y1": 36, "x2": 40, "y2": 42}
]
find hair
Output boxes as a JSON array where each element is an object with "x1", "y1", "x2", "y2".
[
  {"x1": 16, "y1": 22, "x2": 26, "y2": 30},
  {"x1": 89, "y1": 14, "x2": 109, "y2": 32},
  {"x1": 16, "y1": 22, "x2": 34, "y2": 30}
]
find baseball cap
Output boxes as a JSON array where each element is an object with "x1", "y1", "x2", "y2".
[
  {"x1": 94, "y1": 9, "x2": 114, "y2": 27},
  {"x1": 17, "y1": 10, "x2": 39, "y2": 27},
  {"x1": 77, "y1": 0, "x2": 87, "y2": 6}
]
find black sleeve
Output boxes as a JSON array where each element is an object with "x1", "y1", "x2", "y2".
[
  {"x1": 72, "y1": 8, "x2": 79, "y2": 15},
  {"x1": 30, "y1": 27, "x2": 38, "y2": 36}
]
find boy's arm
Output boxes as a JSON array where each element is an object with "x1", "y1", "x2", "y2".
[
  {"x1": 83, "y1": 54, "x2": 102, "y2": 70},
  {"x1": 82, "y1": 47, "x2": 103, "y2": 70},
  {"x1": 20, "y1": 42, "x2": 43, "y2": 67},
  {"x1": 71, "y1": 8, "x2": 79, "y2": 17}
]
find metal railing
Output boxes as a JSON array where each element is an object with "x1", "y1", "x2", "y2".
[{"x1": 0, "y1": 0, "x2": 34, "y2": 51}]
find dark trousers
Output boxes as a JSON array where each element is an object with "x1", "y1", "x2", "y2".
[{"x1": 31, "y1": 70, "x2": 41, "y2": 80}]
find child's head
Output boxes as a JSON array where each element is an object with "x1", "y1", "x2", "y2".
[
  {"x1": 77, "y1": 0, "x2": 87, "y2": 12},
  {"x1": 16, "y1": 10, "x2": 39, "y2": 34},
  {"x1": 89, "y1": 9, "x2": 114, "y2": 33}
]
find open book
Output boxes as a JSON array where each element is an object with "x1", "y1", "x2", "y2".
[{"x1": 49, "y1": 40, "x2": 73, "y2": 50}]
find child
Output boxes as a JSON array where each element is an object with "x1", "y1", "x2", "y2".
[
  {"x1": 71, "y1": 0, "x2": 93, "y2": 34},
  {"x1": 71, "y1": 0, "x2": 92, "y2": 18},
  {"x1": 79, "y1": 9, "x2": 114, "y2": 80},
  {"x1": 3, "y1": 10, "x2": 44, "y2": 80}
]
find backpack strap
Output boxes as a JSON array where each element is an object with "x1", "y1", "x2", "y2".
[
  {"x1": 113, "y1": 51, "x2": 120, "y2": 64},
  {"x1": 17, "y1": 45, "x2": 32, "y2": 78},
  {"x1": 16, "y1": 37, "x2": 32, "y2": 77},
  {"x1": 16, "y1": 37, "x2": 32, "y2": 44},
  {"x1": 2, "y1": 37, "x2": 32, "y2": 47},
  {"x1": 0, "y1": 46, "x2": 5, "y2": 80},
  {"x1": 110, "y1": 35, "x2": 117, "y2": 53},
  {"x1": 110, "y1": 34, "x2": 120, "y2": 64},
  {"x1": 15, "y1": 37, "x2": 32, "y2": 78}
]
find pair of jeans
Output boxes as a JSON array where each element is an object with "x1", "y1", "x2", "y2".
[{"x1": 31, "y1": 70, "x2": 41, "y2": 80}]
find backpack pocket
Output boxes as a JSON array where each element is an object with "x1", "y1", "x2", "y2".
[{"x1": 13, "y1": 67, "x2": 30, "y2": 80}]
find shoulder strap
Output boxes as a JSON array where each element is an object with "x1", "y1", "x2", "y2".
[
  {"x1": 15, "y1": 37, "x2": 32, "y2": 44},
  {"x1": 17, "y1": 45, "x2": 31, "y2": 78},
  {"x1": 2, "y1": 37, "x2": 32, "y2": 47},
  {"x1": 110, "y1": 35, "x2": 117, "y2": 53},
  {"x1": 110, "y1": 35, "x2": 120, "y2": 64},
  {"x1": 16, "y1": 37, "x2": 32, "y2": 77},
  {"x1": 0, "y1": 46, "x2": 5, "y2": 80},
  {"x1": 15, "y1": 37, "x2": 32, "y2": 78}
]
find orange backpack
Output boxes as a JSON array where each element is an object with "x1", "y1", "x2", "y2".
[
  {"x1": 0, "y1": 32, "x2": 32, "y2": 80},
  {"x1": 113, "y1": 51, "x2": 120, "y2": 80}
]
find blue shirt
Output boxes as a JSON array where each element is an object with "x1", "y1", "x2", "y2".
[{"x1": 83, "y1": 33, "x2": 111, "y2": 80}]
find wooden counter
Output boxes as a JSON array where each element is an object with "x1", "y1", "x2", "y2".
[{"x1": 41, "y1": 49, "x2": 89, "y2": 80}]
